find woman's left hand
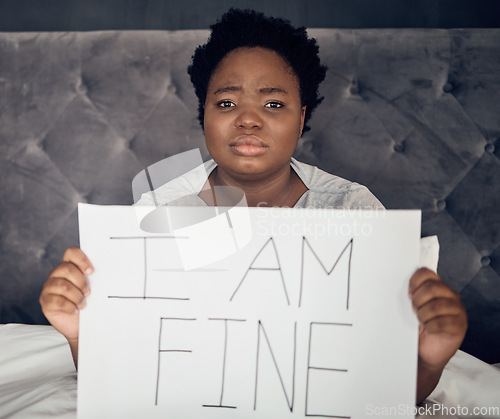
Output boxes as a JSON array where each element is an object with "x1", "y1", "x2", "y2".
[{"x1": 409, "y1": 267, "x2": 468, "y2": 369}]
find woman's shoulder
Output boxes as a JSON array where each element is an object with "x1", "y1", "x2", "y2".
[{"x1": 291, "y1": 158, "x2": 384, "y2": 210}]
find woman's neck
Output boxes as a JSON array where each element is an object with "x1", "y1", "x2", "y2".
[{"x1": 203, "y1": 164, "x2": 307, "y2": 208}]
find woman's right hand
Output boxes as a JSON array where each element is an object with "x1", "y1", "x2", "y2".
[{"x1": 39, "y1": 246, "x2": 93, "y2": 366}]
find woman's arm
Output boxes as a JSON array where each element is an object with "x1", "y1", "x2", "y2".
[
  {"x1": 39, "y1": 246, "x2": 93, "y2": 368},
  {"x1": 409, "y1": 268, "x2": 468, "y2": 403}
]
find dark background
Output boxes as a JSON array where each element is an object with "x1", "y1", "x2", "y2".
[{"x1": 0, "y1": 0, "x2": 499, "y2": 31}]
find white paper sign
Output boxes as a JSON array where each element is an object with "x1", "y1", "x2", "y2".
[{"x1": 77, "y1": 204, "x2": 420, "y2": 419}]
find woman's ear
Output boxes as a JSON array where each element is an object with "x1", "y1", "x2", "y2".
[{"x1": 299, "y1": 106, "x2": 306, "y2": 137}]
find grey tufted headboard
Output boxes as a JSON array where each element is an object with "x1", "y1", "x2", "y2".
[{"x1": 0, "y1": 29, "x2": 499, "y2": 363}]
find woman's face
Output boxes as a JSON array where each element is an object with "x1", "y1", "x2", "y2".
[{"x1": 203, "y1": 47, "x2": 305, "y2": 182}]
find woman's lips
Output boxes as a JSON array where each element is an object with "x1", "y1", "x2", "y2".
[{"x1": 230, "y1": 136, "x2": 269, "y2": 157}]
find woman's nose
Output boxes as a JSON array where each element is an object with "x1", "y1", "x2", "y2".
[{"x1": 234, "y1": 106, "x2": 263, "y2": 129}]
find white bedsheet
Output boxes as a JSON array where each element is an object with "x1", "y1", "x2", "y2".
[
  {"x1": 422, "y1": 351, "x2": 500, "y2": 418},
  {"x1": 0, "y1": 323, "x2": 499, "y2": 418},
  {"x1": 0, "y1": 324, "x2": 76, "y2": 419}
]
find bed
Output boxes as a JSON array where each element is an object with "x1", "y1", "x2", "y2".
[
  {"x1": 1, "y1": 323, "x2": 499, "y2": 418},
  {"x1": 0, "y1": 28, "x2": 499, "y2": 417}
]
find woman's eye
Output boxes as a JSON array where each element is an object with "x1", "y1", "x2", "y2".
[
  {"x1": 217, "y1": 100, "x2": 235, "y2": 108},
  {"x1": 265, "y1": 102, "x2": 284, "y2": 108}
]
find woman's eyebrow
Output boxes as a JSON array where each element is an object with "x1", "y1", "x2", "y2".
[
  {"x1": 213, "y1": 86, "x2": 241, "y2": 95},
  {"x1": 212, "y1": 86, "x2": 289, "y2": 95},
  {"x1": 260, "y1": 87, "x2": 288, "y2": 95}
]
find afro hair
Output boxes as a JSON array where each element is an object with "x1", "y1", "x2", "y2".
[{"x1": 188, "y1": 8, "x2": 327, "y2": 135}]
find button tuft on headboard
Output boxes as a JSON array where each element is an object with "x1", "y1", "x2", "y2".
[
  {"x1": 77, "y1": 76, "x2": 89, "y2": 96},
  {"x1": 442, "y1": 83, "x2": 453, "y2": 93},
  {"x1": 481, "y1": 256, "x2": 491, "y2": 267},
  {"x1": 485, "y1": 143, "x2": 495, "y2": 154},
  {"x1": 393, "y1": 143, "x2": 405, "y2": 153},
  {"x1": 436, "y1": 199, "x2": 447, "y2": 211}
]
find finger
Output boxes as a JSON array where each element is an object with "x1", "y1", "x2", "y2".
[
  {"x1": 421, "y1": 313, "x2": 467, "y2": 336},
  {"x1": 40, "y1": 293, "x2": 80, "y2": 315},
  {"x1": 416, "y1": 296, "x2": 465, "y2": 325},
  {"x1": 63, "y1": 246, "x2": 94, "y2": 276},
  {"x1": 408, "y1": 267, "x2": 440, "y2": 296},
  {"x1": 41, "y1": 277, "x2": 87, "y2": 310},
  {"x1": 411, "y1": 279, "x2": 458, "y2": 310},
  {"x1": 49, "y1": 261, "x2": 90, "y2": 297}
]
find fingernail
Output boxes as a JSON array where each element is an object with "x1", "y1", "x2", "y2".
[
  {"x1": 85, "y1": 267, "x2": 94, "y2": 275},
  {"x1": 78, "y1": 300, "x2": 87, "y2": 310}
]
